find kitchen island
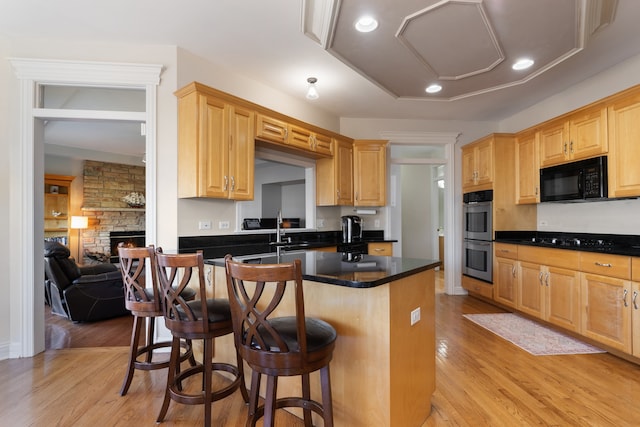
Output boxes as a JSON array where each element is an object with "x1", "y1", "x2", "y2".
[{"x1": 205, "y1": 251, "x2": 440, "y2": 427}]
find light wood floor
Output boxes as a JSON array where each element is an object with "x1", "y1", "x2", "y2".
[{"x1": 4, "y1": 270, "x2": 640, "y2": 426}]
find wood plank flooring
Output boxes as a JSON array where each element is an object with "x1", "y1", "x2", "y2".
[{"x1": 3, "y1": 271, "x2": 640, "y2": 426}]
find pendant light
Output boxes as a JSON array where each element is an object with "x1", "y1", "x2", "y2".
[{"x1": 306, "y1": 77, "x2": 319, "y2": 100}]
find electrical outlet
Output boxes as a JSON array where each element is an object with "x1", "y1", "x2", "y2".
[
  {"x1": 410, "y1": 307, "x2": 421, "y2": 326},
  {"x1": 218, "y1": 221, "x2": 230, "y2": 230},
  {"x1": 374, "y1": 219, "x2": 380, "y2": 228},
  {"x1": 198, "y1": 220, "x2": 212, "y2": 230}
]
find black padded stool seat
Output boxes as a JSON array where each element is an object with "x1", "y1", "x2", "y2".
[
  {"x1": 117, "y1": 245, "x2": 196, "y2": 396},
  {"x1": 225, "y1": 254, "x2": 337, "y2": 427}
]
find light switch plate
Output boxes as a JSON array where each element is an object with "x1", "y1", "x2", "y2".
[{"x1": 198, "y1": 220, "x2": 212, "y2": 230}]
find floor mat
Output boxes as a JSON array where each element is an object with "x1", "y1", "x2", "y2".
[{"x1": 463, "y1": 313, "x2": 606, "y2": 356}]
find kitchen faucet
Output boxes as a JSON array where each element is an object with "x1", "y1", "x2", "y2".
[{"x1": 276, "y1": 210, "x2": 284, "y2": 243}]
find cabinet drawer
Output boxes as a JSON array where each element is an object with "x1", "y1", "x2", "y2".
[
  {"x1": 518, "y1": 246, "x2": 580, "y2": 270},
  {"x1": 494, "y1": 243, "x2": 518, "y2": 260},
  {"x1": 580, "y1": 252, "x2": 631, "y2": 279},
  {"x1": 462, "y1": 275, "x2": 493, "y2": 299},
  {"x1": 368, "y1": 242, "x2": 392, "y2": 256}
]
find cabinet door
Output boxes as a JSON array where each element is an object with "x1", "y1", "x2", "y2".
[
  {"x1": 581, "y1": 273, "x2": 631, "y2": 352},
  {"x1": 288, "y1": 124, "x2": 313, "y2": 151},
  {"x1": 546, "y1": 266, "x2": 581, "y2": 332},
  {"x1": 518, "y1": 261, "x2": 544, "y2": 318},
  {"x1": 314, "y1": 132, "x2": 333, "y2": 157},
  {"x1": 255, "y1": 114, "x2": 287, "y2": 144},
  {"x1": 607, "y1": 91, "x2": 640, "y2": 198},
  {"x1": 201, "y1": 95, "x2": 229, "y2": 198},
  {"x1": 353, "y1": 140, "x2": 387, "y2": 206},
  {"x1": 515, "y1": 131, "x2": 539, "y2": 204},
  {"x1": 316, "y1": 137, "x2": 353, "y2": 206},
  {"x1": 474, "y1": 138, "x2": 494, "y2": 187},
  {"x1": 228, "y1": 105, "x2": 255, "y2": 200},
  {"x1": 461, "y1": 146, "x2": 476, "y2": 191},
  {"x1": 568, "y1": 106, "x2": 607, "y2": 161},
  {"x1": 494, "y1": 257, "x2": 518, "y2": 308},
  {"x1": 632, "y1": 282, "x2": 640, "y2": 357},
  {"x1": 539, "y1": 120, "x2": 568, "y2": 167}
]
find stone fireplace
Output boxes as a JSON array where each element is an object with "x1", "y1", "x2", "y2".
[{"x1": 81, "y1": 160, "x2": 145, "y2": 263}]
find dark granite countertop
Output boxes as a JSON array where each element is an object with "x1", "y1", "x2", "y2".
[
  {"x1": 206, "y1": 251, "x2": 439, "y2": 288},
  {"x1": 495, "y1": 231, "x2": 640, "y2": 257}
]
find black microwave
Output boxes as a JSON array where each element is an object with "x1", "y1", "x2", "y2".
[{"x1": 540, "y1": 156, "x2": 608, "y2": 202}]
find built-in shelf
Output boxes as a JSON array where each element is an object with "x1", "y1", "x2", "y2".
[{"x1": 82, "y1": 207, "x2": 145, "y2": 212}]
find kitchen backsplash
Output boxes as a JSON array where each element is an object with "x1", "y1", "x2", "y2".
[{"x1": 537, "y1": 197, "x2": 640, "y2": 234}]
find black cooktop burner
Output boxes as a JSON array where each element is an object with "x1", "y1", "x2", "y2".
[{"x1": 530, "y1": 236, "x2": 614, "y2": 250}]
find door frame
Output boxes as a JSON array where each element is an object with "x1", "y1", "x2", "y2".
[
  {"x1": 382, "y1": 131, "x2": 464, "y2": 295},
  {"x1": 9, "y1": 58, "x2": 162, "y2": 358}
]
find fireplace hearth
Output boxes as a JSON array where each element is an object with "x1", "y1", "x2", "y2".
[{"x1": 109, "y1": 230, "x2": 145, "y2": 263}]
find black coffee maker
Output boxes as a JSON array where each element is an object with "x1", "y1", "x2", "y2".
[{"x1": 341, "y1": 215, "x2": 363, "y2": 243}]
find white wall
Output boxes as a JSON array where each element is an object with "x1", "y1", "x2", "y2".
[
  {"x1": 499, "y1": 52, "x2": 640, "y2": 236},
  {"x1": 0, "y1": 36, "x2": 12, "y2": 357}
]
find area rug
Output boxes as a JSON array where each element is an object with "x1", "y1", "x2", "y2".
[{"x1": 463, "y1": 313, "x2": 606, "y2": 356}]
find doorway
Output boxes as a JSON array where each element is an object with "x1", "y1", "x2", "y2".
[{"x1": 10, "y1": 58, "x2": 162, "y2": 358}]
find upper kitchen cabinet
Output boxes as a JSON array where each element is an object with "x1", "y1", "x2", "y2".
[
  {"x1": 515, "y1": 130, "x2": 540, "y2": 204},
  {"x1": 538, "y1": 104, "x2": 607, "y2": 168},
  {"x1": 255, "y1": 113, "x2": 332, "y2": 158},
  {"x1": 353, "y1": 140, "x2": 387, "y2": 206},
  {"x1": 175, "y1": 83, "x2": 255, "y2": 200},
  {"x1": 462, "y1": 135, "x2": 493, "y2": 192},
  {"x1": 607, "y1": 88, "x2": 640, "y2": 198},
  {"x1": 316, "y1": 136, "x2": 353, "y2": 206}
]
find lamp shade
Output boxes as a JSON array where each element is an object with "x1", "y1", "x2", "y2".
[{"x1": 70, "y1": 216, "x2": 89, "y2": 229}]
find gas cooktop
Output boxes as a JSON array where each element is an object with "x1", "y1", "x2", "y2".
[{"x1": 495, "y1": 231, "x2": 640, "y2": 256}]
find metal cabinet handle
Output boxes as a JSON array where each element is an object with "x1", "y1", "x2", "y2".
[
  {"x1": 570, "y1": 141, "x2": 574, "y2": 154},
  {"x1": 563, "y1": 142, "x2": 568, "y2": 155},
  {"x1": 512, "y1": 266, "x2": 516, "y2": 278},
  {"x1": 623, "y1": 289, "x2": 628, "y2": 307},
  {"x1": 539, "y1": 271, "x2": 544, "y2": 285},
  {"x1": 231, "y1": 176, "x2": 235, "y2": 191},
  {"x1": 545, "y1": 272, "x2": 549, "y2": 287},
  {"x1": 223, "y1": 175, "x2": 228, "y2": 191},
  {"x1": 594, "y1": 262, "x2": 612, "y2": 267},
  {"x1": 284, "y1": 128, "x2": 288, "y2": 140},
  {"x1": 633, "y1": 290, "x2": 638, "y2": 310}
]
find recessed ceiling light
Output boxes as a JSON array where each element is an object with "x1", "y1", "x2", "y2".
[
  {"x1": 355, "y1": 16, "x2": 378, "y2": 32},
  {"x1": 512, "y1": 58, "x2": 534, "y2": 70},
  {"x1": 426, "y1": 84, "x2": 442, "y2": 94}
]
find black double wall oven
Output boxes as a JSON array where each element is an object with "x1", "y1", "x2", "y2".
[{"x1": 463, "y1": 190, "x2": 493, "y2": 283}]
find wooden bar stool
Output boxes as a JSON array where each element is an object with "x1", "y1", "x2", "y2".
[
  {"x1": 156, "y1": 250, "x2": 249, "y2": 427},
  {"x1": 224, "y1": 254, "x2": 337, "y2": 427},
  {"x1": 117, "y1": 245, "x2": 196, "y2": 396}
]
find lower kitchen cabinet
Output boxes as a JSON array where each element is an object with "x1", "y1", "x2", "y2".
[
  {"x1": 581, "y1": 273, "x2": 632, "y2": 352},
  {"x1": 517, "y1": 247, "x2": 581, "y2": 332},
  {"x1": 494, "y1": 256, "x2": 518, "y2": 308},
  {"x1": 632, "y1": 281, "x2": 640, "y2": 357}
]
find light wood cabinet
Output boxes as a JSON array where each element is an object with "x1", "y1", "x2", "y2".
[
  {"x1": 517, "y1": 246, "x2": 581, "y2": 332},
  {"x1": 494, "y1": 255, "x2": 518, "y2": 308},
  {"x1": 462, "y1": 136, "x2": 493, "y2": 192},
  {"x1": 317, "y1": 137, "x2": 354, "y2": 206},
  {"x1": 461, "y1": 275, "x2": 493, "y2": 300},
  {"x1": 539, "y1": 105, "x2": 607, "y2": 168},
  {"x1": 633, "y1": 281, "x2": 640, "y2": 357},
  {"x1": 581, "y1": 272, "x2": 632, "y2": 352},
  {"x1": 368, "y1": 242, "x2": 393, "y2": 256},
  {"x1": 176, "y1": 85, "x2": 255, "y2": 200},
  {"x1": 256, "y1": 114, "x2": 333, "y2": 157},
  {"x1": 607, "y1": 90, "x2": 640, "y2": 198},
  {"x1": 44, "y1": 174, "x2": 74, "y2": 243},
  {"x1": 353, "y1": 140, "x2": 387, "y2": 206},
  {"x1": 514, "y1": 130, "x2": 540, "y2": 204}
]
